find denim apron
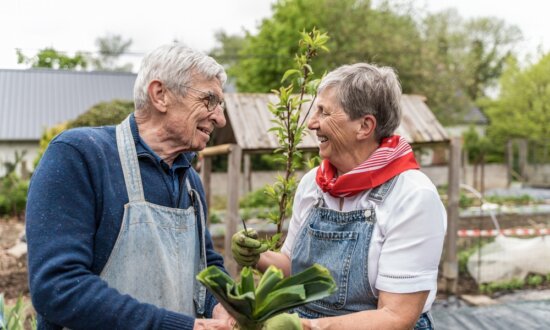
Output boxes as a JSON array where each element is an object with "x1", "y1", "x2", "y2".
[
  {"x1": 291, "y1": 175, "x2": 434, "y2": 329},
  {"x1": 99, "y1": 117, "x2": 207, "y2": 316}
]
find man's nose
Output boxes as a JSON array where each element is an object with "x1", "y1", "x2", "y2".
[{"x1": 211, "y1": 109, "x2": 227, "y2": 128}]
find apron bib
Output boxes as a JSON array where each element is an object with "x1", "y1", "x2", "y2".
[{"x1": 99, "y1": 116, "x2": 207, "y2": 316}]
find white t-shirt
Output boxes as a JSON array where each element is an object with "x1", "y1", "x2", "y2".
[{"x1": 281, "y1": 168, "x2": 447, "y2": 312}]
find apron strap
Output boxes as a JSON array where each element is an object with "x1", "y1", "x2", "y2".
[
  {"x1": 186, "y1": 179, "x2": 208, "y2": 315},
  {"x1": 116, "y1": 116, "x2": 145, "y2": 202}
]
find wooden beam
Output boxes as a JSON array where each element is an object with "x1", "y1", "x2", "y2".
[
  {"x1": 243, "y1": 154, "x2": 252, "y2": 194},
  {"x1": 518, "y1": 139, "x2": 528, "y2": 182},
  {"x1": 200, "y1": 156, "x2": 212, "y2": 224},
  {"x1": 200, "y1": 143, "x2": 232, "y2": 157},
  {"x1": 225, "y1": 144, "x2": 242, "y2": 277},
  {"x1": 507, "y1": 140, "x2": 514, "y2": 187},
  {"x1": 443, "y1": 136, "x2": 461, "y2": 294}
]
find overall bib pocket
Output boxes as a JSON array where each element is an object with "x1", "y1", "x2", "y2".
[{"x1": 294, "y1": 224, "x2": 359, "y2": 309}]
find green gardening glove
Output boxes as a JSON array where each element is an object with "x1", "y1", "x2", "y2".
[
  {"x1": 231, "y1": 229, "x2": 268, "y2": 266},
  {"x1": 262, "y1": 313, "x2": 302, "y2": 330}
]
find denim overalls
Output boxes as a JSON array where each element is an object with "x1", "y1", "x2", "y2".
[
  {"x1": 99, "y1": 116, "x2": 207, "y2": 316},
  {"x1": 291, "y1": 176, "x2": 434, "y2": 329}
]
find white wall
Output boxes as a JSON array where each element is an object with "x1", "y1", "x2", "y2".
[
  {"x1": 0, "y1": 141, "x2": 39, "y2": 177},
  {"x1": 207, "y1": 164, "x2": 514, "y2": 198}
]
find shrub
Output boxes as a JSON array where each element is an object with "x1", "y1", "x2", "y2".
[
  {"x1": 34, "y1": 99, "x2": 134, "y2": 168},
  {"x1": 239, "y1": 187, "x2": 278, "y2": 209},
  {"x1": 0, "y1": 294, "x2": 36, "y2": 330},
  {"x1": 0, "y1": 173, "x2": 29, "y2": 217},
  {"x1": 68, "y1": 99, "x2": 134, "y2": 128}
]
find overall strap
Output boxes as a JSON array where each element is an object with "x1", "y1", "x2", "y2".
[
  {"x1": 116, "y1": 116, "x2": 145, "y2": 202},
  {"x1": 186, "y1": 179, "x2": 207, "y2": 315},
  {"x1": 367, "y1": 175, "x2": 400, "y2": 203}
]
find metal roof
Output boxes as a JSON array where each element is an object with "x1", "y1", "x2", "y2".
[
  {"x1": 0, "y1": 69, "x2": 136, "y2": 141},
  {"x1": 216, "y1": 93, "x2": 449, "y2": 152}
]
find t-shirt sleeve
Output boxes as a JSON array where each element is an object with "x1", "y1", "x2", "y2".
[
  {"x1": 281, "y1": 170, "x2": 316, "y2": 257},
  {"x1": 375, "y1": 187, "x2": 447, "y2": 293}
]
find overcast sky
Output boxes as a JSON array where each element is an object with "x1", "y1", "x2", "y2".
[{"x1": 1, "y1": 0, "x2": 548, "y2": 71}]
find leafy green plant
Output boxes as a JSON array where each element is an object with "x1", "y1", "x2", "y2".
[
  {"x1": 197, "y1": 264, "x2": 336, "y2": 330},
  {"x1": 527, "y1": 274, "x2": 543, "y2": 287},
  {"x1": 479, "y1": 278, "x2": 526, "y2": 294},
  {"x1": 0, "y1": 294, "x2": 36, "y2": 330},
  {"x1": 263, "y1": 28, "x2": 329, "y2": 248},
  {"x1": 1, "y1": 152, "x2": 30, "y2": 217}
]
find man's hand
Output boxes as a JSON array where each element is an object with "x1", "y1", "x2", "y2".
[
  {"x1": 262, "y1": 313, "x2": 302, "y2": 330},
  {"x1": 231, "y1": 229, "x2": 268, "y2": 266},
  {"x1": 212, "y1": 303, "x2": 235, "y2": 325},
  {"x1": 193, "y1": 318, "x2": 234, "y2": 330}
]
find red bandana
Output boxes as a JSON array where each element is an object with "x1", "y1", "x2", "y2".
[{"x1": 315, "y1": 135, "x2": 419, "y2": 197}]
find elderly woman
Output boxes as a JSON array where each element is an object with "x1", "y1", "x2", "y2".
[{"x1": 233, "y1": 63, "x2": 447, "y2": 329}]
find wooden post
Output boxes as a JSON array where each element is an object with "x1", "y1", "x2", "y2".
[
  {"x1": 462, "y1": 149, "x2": 468, "y2": 187},
  {"x1": 518, "y1": 139, "x2": 528, "y2": 183},
  {"x1": 507, "y1": 140, "x2": 514, "y2": 187},
  {"x1": 243, "y1": 154, "x2": 252, "y2": 194},
  {"x1": 443, "y1": 137, "x2": 461, "y2": 294},
  {"x1": 200, "y1": 156, "x2": 212, "y2": 223},
  {"x1": 225, "y1": 144, "x2": 242, "y2": 277},
  {"x1": 480, "y1": 153, "x2": 485, "y2": 194}
]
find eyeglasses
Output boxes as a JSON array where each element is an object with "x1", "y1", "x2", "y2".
[{"x1": 183, "y1": 86, "x2": 225, "y2": 113}]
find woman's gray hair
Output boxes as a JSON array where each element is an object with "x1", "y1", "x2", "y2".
[
  {"x1": 318, "y1": 63, "x2": 402, "y2": 142},
  {"x1": 133, "y1": 43, "x2": 227, "y2": 110}
]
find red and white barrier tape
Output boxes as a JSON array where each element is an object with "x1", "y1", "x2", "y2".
[{"x1": 458, "y1": 228, "x2": 550, "y2": 237}]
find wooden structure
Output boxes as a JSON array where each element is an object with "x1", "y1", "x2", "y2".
[{"x1": 200, "y1": 93, "x2": 454, "y2": 277}]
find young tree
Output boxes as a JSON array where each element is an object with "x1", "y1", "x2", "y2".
[
  {"x1": 16, "y1": 47, "x2": 88, "y2": 70},
  {"x1": 485, "y1": 54, "x2": 550, "y2": 154},
  {"x1": 92, "y1": 34, "x2": 133, "y2": 72}
]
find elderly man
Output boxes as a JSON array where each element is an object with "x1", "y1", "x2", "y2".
[{"x1": 26, "y1": 44, "x2": 233, "y2": 329}]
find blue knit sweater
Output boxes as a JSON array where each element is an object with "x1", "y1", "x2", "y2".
[{"x1": 26, "y1": 115, "x2": 225, "y2": 330}]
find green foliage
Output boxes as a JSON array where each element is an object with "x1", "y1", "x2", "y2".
[
  {"x1": 458, "y1": 245, "x2": 479, "y2": 275},
  {"x1": 33, "y1": 100, "x2": 134, "y2": 168},
  {"x1": 209, "y1": 210, "x2": 222, "y2": 224},
  {"x1": 227, "y1": 0, "x2": 420, "y2": 94},
  {"x1": 485, "y1": 54, "x2": 550, "y2": 159},
  {"x1": 68, "y1": 100, "x2": 134, "y2": 128},
  {"x1": 527, "y1": 274, "x2": 543, "y2": 287},
  {"x1": 263, "y1": 28, "x2": 329, "y2": 247},
  {"x1": 0, "y1": 173, "x2": 29, "y2": 217},
  {"x1": 196, "y1": 264, "x2": 336, "y2": 330},
  {"x1": 484, "y1": 194, "x2": 536, "y2": 206},
  {"x1": 240, "y1": 187, "x2": 278, "y2": 209},
  {"x1": 463, "y1": 126, "x2": 490, "y2": 163},
  {"x1": 16, "y1": 34, "x2": 133, "y2": 72},
  {"x1": 478, "y1": 273, "x2": 550, "y2": 295},
  {"x1": 17, "y1": 47, "x2": 88, "y2": 70},
  {"x1": 214, "y1": 1, "x2": 521, "y2": 125},
  {"x1": 92, "y1": 34, "x2": 134, "y2": 72},
  {"x1": 0, "y1": 294, "x2": 36, "y2": 330},
  {"x1": 479, "y1": 278, "x2": 525, "y2": 294},
  {"x1": 0, "y1": 152, "x2": 30, "y2": 217}
]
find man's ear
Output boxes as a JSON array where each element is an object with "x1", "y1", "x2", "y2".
[
  {"x1": 147, "y1": 80, "x2": 169, "y2": 113},
  {"x1": 357, "y1": 114, "x2": 376, "y2": 141}
]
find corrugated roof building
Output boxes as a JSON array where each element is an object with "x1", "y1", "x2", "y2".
[
  {"x1": 0, "y1": 69, "x2": 136, "y2": 176},
  {"x1": 0, "y1": 69, "x2": 136, "y2": 141}
]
